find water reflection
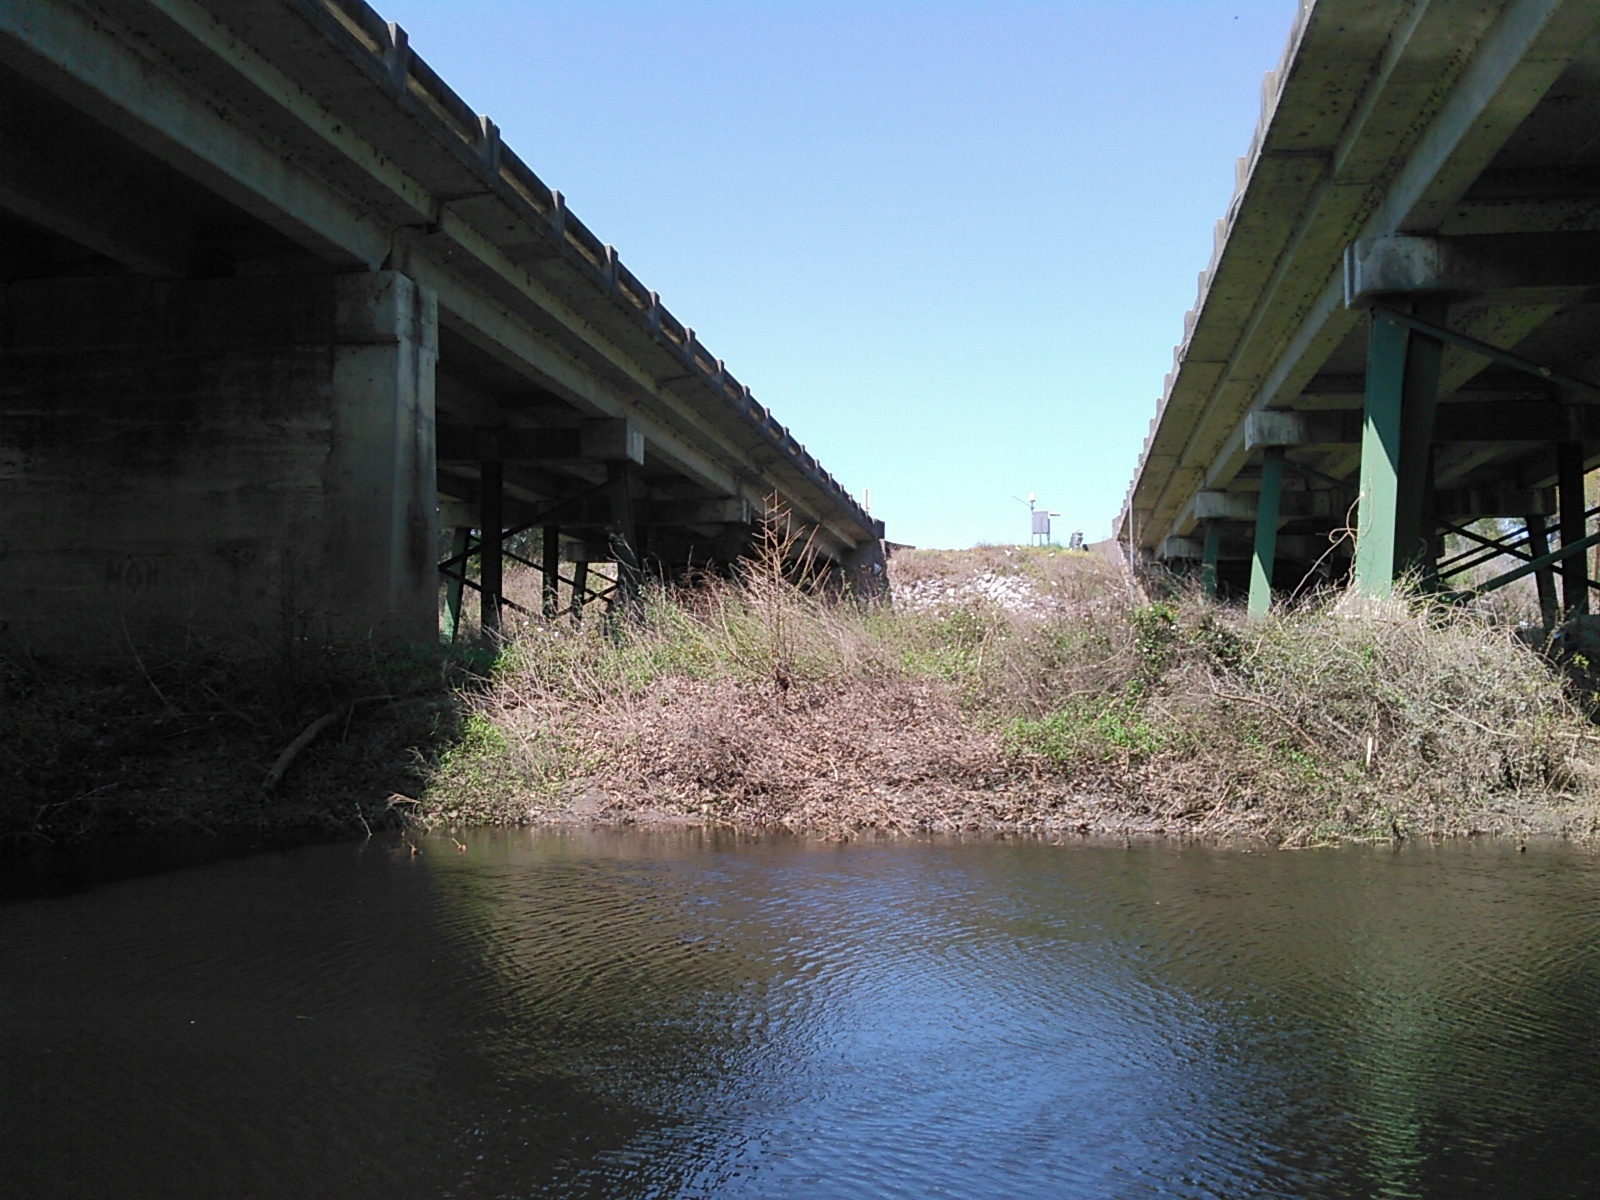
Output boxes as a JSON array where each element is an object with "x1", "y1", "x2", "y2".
[{"x1": 2, "y1": 830, "x2": 1597, "y2": 1198}]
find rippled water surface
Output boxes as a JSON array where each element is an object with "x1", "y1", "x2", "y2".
[{"x1": 4, "y1": 830, "x2": 1599, "y2": 1198}]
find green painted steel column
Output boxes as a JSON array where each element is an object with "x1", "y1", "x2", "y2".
[
  {"x1": 541, "y1": 524, "x2": 561, "y2": 619},
  {"x1": 442, "y1": 527, "x2": 470, "y2": 643},
  {"x1": 1395, "y1": 300, "x2": 1446, "y2": 575},
  {"x1": 479, "y1": 459, "x2": 503, "y2": 637},
  {"x1": 1353, "y1": 312, "x2": 1406, "y2": 596},
  {"x1": 1525, "y1": 514, "x2": 1559, "y2": 628},
  {"x1": 1248, "y1": 448, "x2": 1284, "y2": 617},
  {"x1": 1355, "y1": 306, "x2": 1445, "y2": 595},
  {"x1": 1200, "y1": 520, "x2": 1221, "y2": 598},
  {"x1": 1558, "y1": 440, "x2": 1588, "y2": 616},
  {"x1": 570, "y1": 559, "x2": 588, "y2": 625}
]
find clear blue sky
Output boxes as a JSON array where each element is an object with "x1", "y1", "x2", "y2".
[{"x1": 381, "y1": 0, "x2": 1295, "y2": 548}]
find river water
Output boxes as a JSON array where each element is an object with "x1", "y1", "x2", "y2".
[{"x1": 3, "y1": 829, "x2": 1598, "y2": 1199}]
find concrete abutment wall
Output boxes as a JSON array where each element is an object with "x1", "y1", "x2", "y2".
[{"x1": 0, "y1": 270, "x2": 438, "y2": 656}]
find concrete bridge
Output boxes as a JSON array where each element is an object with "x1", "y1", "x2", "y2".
[
  {"x1": 0, "y1": 0, "x2": 884, "y2": 655},
  {"x1": 1118, "y1": 0, "x2": 1600, "y2": 616}
]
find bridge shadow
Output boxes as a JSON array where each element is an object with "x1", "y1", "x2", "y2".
[{"x1": 0, "y1": 633, "x2": 485, "y2": 894}]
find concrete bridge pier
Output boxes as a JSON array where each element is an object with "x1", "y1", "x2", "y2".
[
  {"x1": 0, "y1": 269, "x2": 440, "y2": 656},
  {"x1": 841, "y1": 535, "x2": 890, "y2": 600}
]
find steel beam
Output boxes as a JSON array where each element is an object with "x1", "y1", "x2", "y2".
[
  {"x1": 0, "y1": 97, "x2": 197, "y2": 277},
  {"x1": 1367, "y1": 306, "x2": 1600, "y2": 402},
  {"x1": 1475, "y1": 527, "x2": 1600, "y2": 596}
]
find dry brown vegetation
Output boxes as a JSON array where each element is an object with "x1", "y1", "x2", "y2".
[
  {"x1": 420, "y1": 544, "x2": 1600, "y2": 845},
  {"x1": 10, "y1": 539, "x2": 1595, "y2": 855}
]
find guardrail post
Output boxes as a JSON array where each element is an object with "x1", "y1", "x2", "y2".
[{"x1": 1248, "y1": 448, "x2": 1284, "y2": 616}]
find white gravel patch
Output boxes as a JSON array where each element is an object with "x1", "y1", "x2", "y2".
[{"x1": 896, "y1": 569, "x2": 1042, "y2": 615}]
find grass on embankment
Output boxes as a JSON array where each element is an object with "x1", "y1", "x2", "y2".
[{"x1": 419, "y1": 546, "x2": 1600, "y2": 845}]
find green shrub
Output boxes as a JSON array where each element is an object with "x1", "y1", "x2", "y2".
[{"x1": 1003, "y1": 693, "x2": 1165, "y2": 768}]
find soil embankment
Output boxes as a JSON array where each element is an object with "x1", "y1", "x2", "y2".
[
  {"x1": 422, "y1": 547, "x2": 1600, "y2": 846},
  {"x1": 7, "y1": 545, "x2": 1599, "y2": 858}
]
